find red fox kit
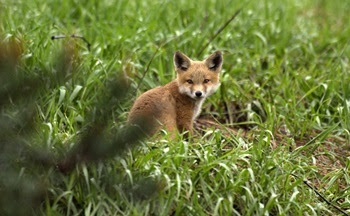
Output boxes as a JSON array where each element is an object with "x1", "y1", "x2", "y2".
[{"x1": 128, "y1": 51, "x2": 223, "y2": 136}]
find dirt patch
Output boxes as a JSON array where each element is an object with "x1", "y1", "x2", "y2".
[{"x1": 195, "y1": 115, "x2": 349, "y2": 176}]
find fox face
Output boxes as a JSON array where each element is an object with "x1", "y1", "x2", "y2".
[{"x1": 174, "y1": 51, "x2": 223, "y2": 100}]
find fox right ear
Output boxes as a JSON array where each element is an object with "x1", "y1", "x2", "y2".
[
  {"x1": 205, "y1": 51, "x2": 223, "y2": 72},
  {"x1": 174, "y1": 51, "x2": 191, "y2": 72}
]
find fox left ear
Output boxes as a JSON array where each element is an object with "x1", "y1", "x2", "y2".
[
  {"x1": 204, "y1": 51, "x2": 223, "y2": 72},
  {"x1": 174, "y1": 51, "x2": 192, "y2": 72}
]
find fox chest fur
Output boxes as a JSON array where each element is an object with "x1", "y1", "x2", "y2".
[{"x1": 128, "y1": 51, "x2": 223, "y2": 136}]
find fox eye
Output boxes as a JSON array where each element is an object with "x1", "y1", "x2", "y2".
[
  {"x1": 203, "y1": 79, "x2": 210, "y2": 83},
  {"x1": 186, "y1": 79, "x2": 193, "y2": 84}
]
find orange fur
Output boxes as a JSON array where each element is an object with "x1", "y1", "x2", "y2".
[{"x1": 128, "y1": 51, "x2": 223, "y2": 137}]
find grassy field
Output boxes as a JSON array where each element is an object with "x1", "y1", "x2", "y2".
[{"x1": 1, "y1": 0, "x2": 350, "y2": 215}]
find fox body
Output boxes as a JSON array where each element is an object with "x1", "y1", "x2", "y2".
[{"x1": 128, "y1": 51, "x2": 223, "y2": 136}]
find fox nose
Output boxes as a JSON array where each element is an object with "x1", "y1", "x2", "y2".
[{"x1": 195, "y1": 91, "x2": 202, "y2": 97}]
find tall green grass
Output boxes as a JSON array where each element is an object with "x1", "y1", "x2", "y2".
[{"x1": 1, "y1": 0, "x2": 349, "y2": 215}]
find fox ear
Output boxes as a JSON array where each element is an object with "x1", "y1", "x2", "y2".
[
  {"x1": 205, "y1": 51, "x2": 223, "y2": 72},
  {"x1": 174, "y1": 51, "x2": 191, "y2": 72}
]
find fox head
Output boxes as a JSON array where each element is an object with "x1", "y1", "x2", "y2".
[{"x1": 174, "y1": 51, "x2": 223, "y2": 100}]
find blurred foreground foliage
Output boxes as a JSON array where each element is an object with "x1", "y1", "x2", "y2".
[{"x1": 0, "y1": 38, "x2": 156, "y2": 215}]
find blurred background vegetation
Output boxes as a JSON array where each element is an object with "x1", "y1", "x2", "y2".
[{"x1": 0, "y1": 0, "x2": 349, "y2": 215}]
